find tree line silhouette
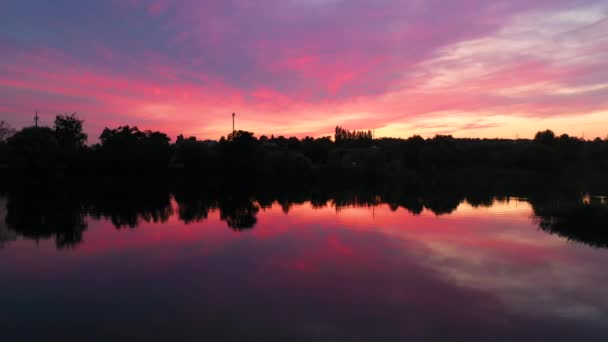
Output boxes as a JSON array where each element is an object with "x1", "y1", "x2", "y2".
[
  {"x1": 1, "y1": 114, "x2": 607, "y2": 185},
  {"x1": 1, "y1": 113, "x2": 608, "y2": 248}
]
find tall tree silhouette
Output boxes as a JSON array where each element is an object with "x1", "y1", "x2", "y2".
[{"x1": 54, "y1": 113, "x2": 87, "y2": 149}]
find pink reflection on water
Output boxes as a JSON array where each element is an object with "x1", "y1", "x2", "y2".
[{"x1": 1, "y1": 198, "x2": 608, "y2": 339}]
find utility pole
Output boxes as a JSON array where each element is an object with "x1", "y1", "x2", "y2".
[
  {"x1": 232, "y1": 112, "x2": 235, "y2": 136},
  {"x1": 34, "y1": 111, "x2": 39, "y2": 128}
]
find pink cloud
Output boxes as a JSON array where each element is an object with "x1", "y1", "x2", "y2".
[{"x1": 0, "y1": 0, "x2": 607, "y2": 139}]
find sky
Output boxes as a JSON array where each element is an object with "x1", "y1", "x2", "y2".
[{"x1": 0, "y1": 0, "x2": 607, "y2": 141}]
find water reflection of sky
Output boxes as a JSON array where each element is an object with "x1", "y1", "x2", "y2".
[{"x1": 1, "y1": 198, "x2": 607, "y2": 340}]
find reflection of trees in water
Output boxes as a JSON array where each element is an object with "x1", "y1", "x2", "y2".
[
  {"x1": 172, "y1": 190, "x2": 261, "y2": 231},
  {"x1": 385, "y1": 195, "x2": 424, "y2": 215},
  {"x1": 420, "y1": 194, "x2": 463, "y2": 216},
  {"x1": 333, "y1": 190, "x2": 381, "y2": 212},
  {"x1": 466, "y1": 192, "x2": 497, "y2": 208},
  {"x1": 218, "y1": 196, "x2": 259, "y2": 231},
  {"x1": 165, "y1": 186, "x2": 608, "y2": 249},
  {"x1": 0, "y1": 198, "x2": 16, "y2": 248},
  {"x1": 4, "y1": 191, "x2": 86, "y2": 249},
  {"x1": 3, "y1": 182, "x2": 608, "y2": 250},
  {"x1": 1, "y1": 186, "x2": 175, "y2": 249},
  {"x1": 532, "y1": 196, "x2": 608, "y2": 248},
  {"x1": 0, "y1": 226, "x2": 16, "y2": 248},
  {"x1": 173, "y1": 191, "x2": 216, "y2": 224},
  {"x1": 86, "y1": 190, "x2": 173, "y2": 229}
]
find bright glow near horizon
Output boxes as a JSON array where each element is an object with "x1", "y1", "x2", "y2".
[{"x1": 0, "y1": 0, "x2": 607, "y2": 140}]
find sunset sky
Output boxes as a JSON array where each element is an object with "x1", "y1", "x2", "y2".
[{"x1": 1, "y1": 0, "x2": 607, "y2": 141}]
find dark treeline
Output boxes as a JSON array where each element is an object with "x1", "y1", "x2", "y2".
[
  {"x1": 1, "y1": 114, "x2": 607, "y2": 248},
  {"x1": 1, "y1": 115, "x2": 608, "y2": 185},
  {"x1": 1, "y1": 174, "x2": 608, "y2": 250}
]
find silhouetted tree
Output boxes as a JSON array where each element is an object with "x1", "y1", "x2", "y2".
[
  {"x1": 51, "y1": 113, "x2": 89, "y2": 172},
  {"x1": 220, "y1": 130, "x2": 258, "y2": 177},
  {"x1": 98, "y1": 125, "x2": 171, "y2": 176},
  {"x1": 54, "y1": 113, "x2": 87, "y2": 149},
  {"x1": 172, "y1": 134, "x2": 214, "y2": 173},
  {"x1": 7, "y1": 126, "x2": 59, "y2": 172},
  {"x1": 534, "y1": 130, "x2": 556, "y2": 144},
  {"x1": 0, "y1": 121, "x2": 16, "y2": 142},
  {"x1": 0, "y1": 122, "x2": 14, "y2": 165},
  {"x1": 335, "y1": 126, "x2": 372, "y2": 144}
]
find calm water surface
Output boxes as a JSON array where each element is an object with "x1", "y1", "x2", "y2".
[{"x1": 1, "y1": 194, "x2": 608, "y2": 341}]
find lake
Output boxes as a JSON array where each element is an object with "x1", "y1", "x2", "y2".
[{"x1": 1, "y1": 189, "x2": 608, "y2": 341}]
